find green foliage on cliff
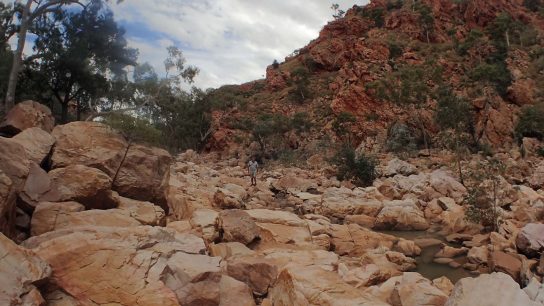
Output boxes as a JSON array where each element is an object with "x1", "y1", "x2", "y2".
[{"x1": 333, "y1": 146, "x2": 378, "y2": 187}]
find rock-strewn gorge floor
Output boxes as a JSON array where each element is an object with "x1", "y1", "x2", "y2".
[{"x1": 2, "y1": 102, "x2": 544, "y2": 305}]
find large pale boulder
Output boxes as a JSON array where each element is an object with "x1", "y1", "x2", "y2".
[
  {"x1": 445, "y1": 272, "x2": 540, "y2": 306},
  {"x1": 0, "y1": 171, "x2": 16, "y2": 238},
  {"x1": 0, "y1": 138, "x2": 30, "y2": 237},
  {"x1": 41, "y1": 165, "x2": 118, "y2": 209},
  {"x1": 246, "y1": 209, "x2": 306, "y2": 226},
  {"x1": 23, "y1": 226, "x2": 206, "y2": 306},
  {"x1": 517, "y1": 223, "x2": 544, "y2": 258},
  {"x1": 112, "y1": 144, "x2": 172, "y2": 209},
  {"x1": 209, "y1": 242, "x2": 255, "y2": 259},
  {"x1": 214, "y1": 183, "x2": 247, "y2": 209},
  {"x1": 0, "y1": 233, "x2": 51, "y2": 305},
  {"x1": 19, "y1": 163, "x2": 51, "y2": 211},
  {"x1": 374, "y1": 199, "x2": 429, "y2": 231},
  {"x1": 161, "y1": 252, "x2": 255, "y2": 306},
  {"x1": 117, "y1": 196, "x2": 166, "y2": 226},
  {"x1": 11, "y1": 127, "x2": 56, "y2": 165},
  {"x1": 388, "y1": 272, "x2": 448, "y2": 306},
  {"x1": 467, "y1": 246, "x2": 489, "y2": 265},
  {"x1": 51, "y1": 121, "x2": 128, "y2": 177},
  {"x1": 320, "y1": 187, "x2": 384, "y2": 218},
  {"x1": 330, "y1": 224, "x2": 396, "y2": 256},
  {"x1": 383, "y1": 158, "x2": 417, "y2": 177},
  {"x1": 31, "y1": 203, "x2": 148, "y2": 236},
  {"x1": 30, "y1": 201, "x2": 85, "y2": 236},
  {"x1": 218, "y1": 209, "x2": 260, "y2": 245},
  {"x1": 271, "y1": 174, "x2": 317, "y2": 194},
  {"x1": 227, "y1": 256, "x2": 279, "y2": 295},
  {"x1": 268, "y1": 265, "x2": 389, "y2": 306},
  {"x1": 0, "y1": 100, "x2": 55, "y2": 135},
  {"x1": 489, "y1": 251, "x2": 522, "y2": 282},
  {"x1": 190, "y1": 208, "x2": 219, "y2": 242},
  {"x1": 528, "y1": 161, "x2": 544, "y2": 189},
  {"x1": 0, "y1": 137, "x2": 30, "y2": 189}
]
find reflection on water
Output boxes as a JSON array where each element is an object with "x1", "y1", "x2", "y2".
[{"x1": 379, "y1": 230, "x2": 473, "y2": 283}]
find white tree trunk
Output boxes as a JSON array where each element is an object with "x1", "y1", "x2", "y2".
[{"x1": 4, "y1": 0, "x2": 33, "y2": 111}]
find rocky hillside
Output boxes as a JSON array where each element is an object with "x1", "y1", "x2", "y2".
[
  {"x1": 1, "y1": 98, "x2": 544, "y2": 304},
  {"x1": 206, "y1": 0, "x2": 544, "y2": 155}
]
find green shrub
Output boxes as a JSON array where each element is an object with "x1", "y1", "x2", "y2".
[
  {"x1": 104, "y1": 113, "x2": 164, "y2": 148},
  {"x1": 515, "y1": 104, "x2": 544, "y2": 140},
  {"x1": 291, "y1": 112, "x2": 313, "y2": 133},
  {"x1": 470, "y1": 62, "x2": 512, "y2": 97},
  {"x1": 332, "y1": 112, "x2": 356, "y2": 134},
  {"x1": 288, "y1": 67, "x2": 311, "y2": 104},
  {"x1": 333, "y1": 146, "x2": 378, "y2": 187},
  {"x1": 385, "y1": 122, "x2": 418, "y2": 153},
  {"x1": 524, "y1": 0, "x2": 542, "y2": 12},
  {"x1": 464, "y1": 158, "x2": 505, "y2": 232},
  {"x1": 537, "y1": 146, "x2": 544, "y2": 157},
  {"x1": 360, "y1": 7, "x2": 385, "y2": 28},
  {"x1": 388, "y1": 41, "x2": 404, "y2": 60},
  {"x1": 386, "y1": 0, "x2": 404, "y2": 10}
]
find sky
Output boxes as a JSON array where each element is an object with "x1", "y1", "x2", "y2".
[{"x1": 110, "y1": 0, "x2": 368, "y2": 90}]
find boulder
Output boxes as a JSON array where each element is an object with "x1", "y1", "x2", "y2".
[
  {"x1": 257, "y1": 222, "x2": 312, "y2": 247},
  {"x1": 374, "y1": 199, "x2": 429, "y2": 231},
  {"x1": 31, "y1": 205, "x2": 148, "y2": 236},
  {"x1": 467, "y1": 246, "x2": 489, "y2": 265},
  {"x1": 345, "y1": 214, "x2": 376, "y2": 228},
  {"x1": 339, "y1": 263, "x2": 390, "y2": 288},
  {"x1": 383, "y1": 158, "x2": 417, "y2": 177},
  {"x1": 23, "y1": 226, "x2": 206, "y2": 305},
  {"x1": 227, "y1": 256, "x2": 279, "y2": 295},
  {"x1": 489, "y1": 251, "x2": 522, "y2": 282},
  {"x1": 190, "y1": 208, "x2": 219, "y2": 242},
  {"x1": 112, "y1": 144, "x2": 172, "y2": 209},
  {"x1": 11, "y1": 127, "x2": 56, "y2": 165},
  {"x1": 246, "y1": 209, "x2": 306, "y2": 226},
  {"x1": 432, "y1": 277, "x2": 454, "y2": 296},
  {"x1": 41, "y1": 165, "x2": 118, "y2": 210},
  {"x1": 209, "y1": 242, "x2": 255, "y2": 259},
  {"x1": 394, "y1": 239, "x2": 422, "y2": 257},
  {"x1": 434, "y1": 246, "x2": 468, "y2": 258},
  {"x1": 262, "y1": 248, "x2": 339, "y2": 272},
  {"x1": 116, "y1": 196, "x2": 166, "y2": 226},
  {"x1": 426, "y1": 169, "x2": 467, "y2": 202},
  {"x1": 320, "y1": 187, "x2": 384, "y2": 218},
  {"x1": 330, "y1": 224, "x2": 396, "y2": 257},
  {"x1": 445, "y1": 272, "x2": 539, "y2": 306},
  {"x1": 517, "y1": 223, "x2": 544, "y2": 258},
  {"x1": 0, "y1": 171, "x2": 16, "y2": 238},
  {"x1": 0, "y1": 100, "x2": 55, "y2": 135},
  {"x1": 528, "y1": 161, "x2": 544, "y2": 190},
  {"x1": 30, "y1": 201, "x2": 85, "y2": 236},
  {"x1": 161, "y1": 252, "x2": 223, "y2": 304},
  {"x1": 214, "y1": 188, "x2": 244, "y2": 209},
  {"x1": 51, "y1": 121, "x2": 128, "y2": 177},
  {"x1": 271, "y1": 175, "x2": 317, "y2": 194},
  {"x1": 388, "y1": 272, "x2": 448, "y2": 306},
  {"x1": 0, "y1": 233, "x2": 51, "y2": 305},
  {"x1": 0, "y1": 137, "x2": 30, "y2": 189},
  {"x1": 166, "y1": 220, "x2": 192, "y2": 234},
  {"x1": 268, "y1": 265, "x2": 389, "y2": 306},
  {"x1": 218, "y1": 209, "x2": 260, "y2": 245},
  {"x1": 524, "y1": 277, "x2": 544, "y2": 305},
  {"x1": 18, "y1": 163, "x2": 51, "y2": 211}
]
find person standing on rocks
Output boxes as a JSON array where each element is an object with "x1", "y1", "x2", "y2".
[{"x1": 248, "y1": 156, "x2": 258, "y2": 186}]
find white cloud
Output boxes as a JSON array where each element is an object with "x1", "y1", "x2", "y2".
[{"x1": 112, "y1": 0, "x2": 368, "y2": 90}]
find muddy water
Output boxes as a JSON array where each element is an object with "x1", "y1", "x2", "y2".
[{"x1": 379, "y1": 231, "x2": 473, "y2": 283}]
